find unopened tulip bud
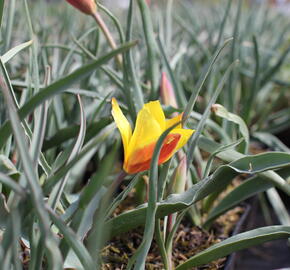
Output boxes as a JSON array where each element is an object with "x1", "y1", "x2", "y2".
[
  {"x1": 160, "y1": 72, "x2": 178, "y2": 108},
  {"x1": 66, "y1": 0, "x2": 97, "y2": 15},
  {"x1": 172, "y1": 156, "x2": 187, "y2": 194}
]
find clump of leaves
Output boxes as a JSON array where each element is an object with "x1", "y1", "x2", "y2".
[{"x1": 0, "y1": 1, "x2": 290, "y2": 270}]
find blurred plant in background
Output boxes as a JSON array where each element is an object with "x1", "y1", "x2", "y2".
[{"x1": 0, "y1": 0, "x2": 290, "y2": 269}]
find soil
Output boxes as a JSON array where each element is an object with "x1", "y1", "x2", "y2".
[
  {"x1": 232, "y1": 197, "x2": 290, "y2": 270},
  {"x1": 101, "y1": 207, "x2": 245, "y2": 270},
  {"x1": 230, "y1": 142, "x2": 290, "y2": 270}
]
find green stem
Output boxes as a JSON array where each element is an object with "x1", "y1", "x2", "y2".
[
  {"x1": 92, "y1": 12, "x2": 123, "y2": 68},
  {"x1": 155, "y1": 220, "x2": 170, "y2": 270}
]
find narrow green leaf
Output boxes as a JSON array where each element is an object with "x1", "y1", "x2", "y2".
[
  {"x1": 187, "y1": 60, "x2": 239, "y2": 169},
  {"x1": 157, "y1": 36, "x2": 187, "y2": 107},
  {"x1": 106, "y1": 152, "x2": 290, "y2": 237},
  {"x1": 137, "y1": 0, "x2": 159, "y2": 97},
  {"x1": 0, "y1": 194, "x2": 9, "y2": 228},
  {"x1": 85, "y1": 143, "x2": 120, "y2": 261},
  {"x1": 260, "y1": 45, "x2": 290, "y2": 87},
  {"x1": 226, "y1": 0, "x2": 242, "y2": 113},
  {"x1": 175, "y1": 15, "x2": 210, "y2": 59},
  {"x1": 4, "y1": 0, "x2": 15, "y2": 51},
  {"x1": 243, "y1": 35, "x2": 260, "y2": 124},
  {"x1": 176, "y1": 226, "x2": 290, "y2": 270},
  {"x1": 30, "y1": 98, "x2": 48, "y2": 168},
  {"x1": 43, "y1": 118, "x2": 110, "y2": 151},
  {"x1": 203, "y1": 138, "x2": 244, "y2": 179},
  {"x1": 182, "y1": 37, "x2": 233, "y2": 121},
  {"x1": 266, "y1": 188, "x2": 290, "y2": 226},
  {"x1": 10, "y1": 209, "x2": 21, "y2": 270},
  {"x1": 198, "y1": 136, "x2": 243, "y2": 162},
  {"x1": 253, "y1": 132, "x2": 290, "y2": 153},
  {"x1": 105, "y1": 173, "x2": 141, "y2": 219},
  {"x1": 0, "y1": 173, "x2": 25, "y2": 196},
  {"x1": 58, "y1": 27, "x2": 97, "y2": 76},
  {"x1": 79, "y1": 142, "x2": 118, "y2": 208},
  {"x1": 0, "y1": 76, "x2": 63, "y2": 269},
  {"x1": 0, "y1": 41, "x2": 137, "y2": 149},
  {"x1": 97, "y1": 3, "x2": 125, "y2": 44},
  {"x1": 101, "y1": 66, "x2": 124, "y2": 90},
  {"x1": 0, "y1": 0, "x2": 4, "y2": 29},
  {"x1": 0, "y1": 155, "x2": 19, "y2": 178},
  {"x1": 214, "y1": 0, "x2": 232, "y2": 50},
  {"x1": 43, "y1": 123, "x2": 115, "y2": 194},
  {"x1": 47, "y1": 207, "x2": 95, "y2": 270},
  {"x1": 1, "y1": 40, "x2": 33, "y2": 63},
  {"x1": 0, "y1": 57, "x2": 51, "y2": 175},
  {"x1": 190, "y1": 111, "x2": 231, "y2": 143},
  {"x1": 124, "y1": 0, "x2": 144, "y2": 113},
  {"x1": 204, "y1": 175, "x2": 273, "y2": 227},
  {"x1": 49, "y1": 95, "x2": 86, "y2": 210},
  {"x1": 212, "y1": 104, "x2": 249, "y2": 153}
]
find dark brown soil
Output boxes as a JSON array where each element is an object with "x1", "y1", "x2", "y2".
[{"x1": 101, "y1": 207, "x2": 245, "y2": 270}]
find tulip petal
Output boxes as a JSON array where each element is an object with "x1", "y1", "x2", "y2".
[
  {"x1": 127, "y1": 106, "x2": 162, "y2": 162},
  {"x1": 166, "y1": 113, "x2": 183, "y2": 129},
  {"x1": 111, "y1": 98, "x2": 194, "y2": 174},
  {"x1": 159, "y1": 133, "x2": 182, "y2": 163},
  {"x1": 111, "y1": 98, "x2": 132, "y2": 158},
  {"x1": 66, "y1": 0, "x2": 97, "y2": 15},
  {"x1": 144, "y1": 101, "x2": 166, "y2": 130},
  {"x1": 125, "y1": 133, "x2": 181, "y2": 174},
  {"x1": 161, "y1": 72, "x2": 178, "y2": 108},
  {"x1": 171, "y1": 128, "x2": 195, "y2": 151}
]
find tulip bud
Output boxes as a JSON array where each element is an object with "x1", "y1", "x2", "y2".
[
  {"x1": 172, "y1": 156, "x2": 187, "y2": 194},
  {"x1": 66, "y1": 0, "x2": 97, "y2": 15},
  {"x1": 160, "y1": 72, "x2": 178, "y2": 108}
]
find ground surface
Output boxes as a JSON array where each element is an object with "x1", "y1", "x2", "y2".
[{"x1": 233, "y1": 197, "x2": 290, "y2": 270}]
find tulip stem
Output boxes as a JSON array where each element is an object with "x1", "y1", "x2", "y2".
[
  {"x1": 92, "y1": 11, "x2": 123, "y2": 69},
  {"x1": 155, "y1": 219, "x2": 170, "y2": 270},
  {"x1": 166, "y1": 213, "x2": 175, "y2": 270}
]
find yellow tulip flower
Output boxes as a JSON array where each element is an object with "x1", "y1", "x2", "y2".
[{"x1": 111, "y1": 98, "x2": 194, "y2": 174}]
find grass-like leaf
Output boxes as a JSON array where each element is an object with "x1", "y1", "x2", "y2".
[
  {"x1": 175, "y1": 226, "x2": 290, "y2": 270},
  {"x1": 47, "y1": 207, "x2": 95, "y2": 270},
  {"x1": 187, "y1": 60, "x2": 239, "y2": 168},
  {"x1": 48, "y1": 95, "x2": 86, "y2": 210},
  {"x1": 1, "y1": 40, "x2": 33, "y2": 63},
  {"x1": 0, "y1": 75, "x2": 63, "y2": 269},
  {"x1": 0, "y1": 41, "x2": 137, "y2": 148},
  {"x1": 107, "y1": 151, "x2": 290, "y2": 237},
  {"x1": 182, "y1": 37, "x2": 233, "y2": 122}
]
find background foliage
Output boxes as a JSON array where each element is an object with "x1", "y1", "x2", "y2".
[{"x1": 0, "y1": 0, "x2": 290, "y2": 269}]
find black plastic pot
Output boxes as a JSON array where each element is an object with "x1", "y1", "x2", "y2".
[
  {"x1": 223, "y1": 204, "x2": 251, "y2": 270},
  {"x1": 226, "y1": 197, "x2": 290, "y2": 270}
]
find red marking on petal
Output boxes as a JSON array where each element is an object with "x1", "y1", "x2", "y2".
[
  {"x1": 158, "y1": 134, "x2": 181, "y2": 163},
  {"x1": 125, "y1": 134, "x2": 181, "y2": 174}
]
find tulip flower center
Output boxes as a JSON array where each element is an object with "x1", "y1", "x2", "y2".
[{"x1": 125, "y1": 133, "x2": 181, "y2": 174}]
